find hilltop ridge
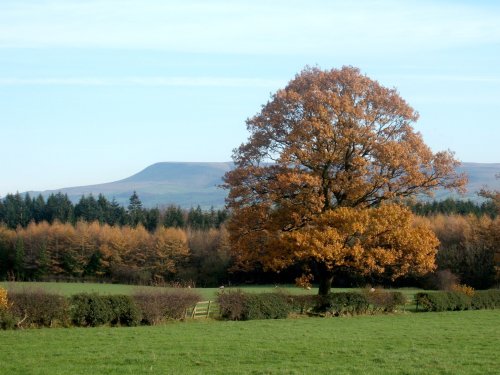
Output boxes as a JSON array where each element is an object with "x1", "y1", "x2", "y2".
[{"x1": 26, "y1": 162, "x2": 500, "y2": 208}]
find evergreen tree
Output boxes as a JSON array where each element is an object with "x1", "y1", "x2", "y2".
[
  {"x1": 45, "y1": 193, "x2": 74, "y2": 223},
  {"x1": 1, "y1": 193, "x2": 30, "y2": 228},
  {"x1": 109, "y1": 198, "x2": 126, "y2": 226},
  {"x1": 127, "y1": 191, "x2": 144, "y2": 227},
  {"x1": 75, "y1": 194, "x2": 102, "y2": 222},
  {"x1": 163, "y1": 205, "x2": 185, "y2": 228},
  {"x1": 187, "y1": 205, "x2": 205, "y2": 230},
  {"x1": 14, "y1": 236, "x2": 25, "y2": 280},
  {"x1": 144, "y1": 208, "x2": 160, "y2": 232},
  {"x1": 32, "y1": 195, "x2": 46, "y2": 223},
  {"x1": 35, "y1": 240, "x2": 49, "y2": 280}
]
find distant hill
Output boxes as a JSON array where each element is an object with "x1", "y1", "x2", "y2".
[
  {"x1": 28, "y1": 162, "x2": 500, "y2": 208},
  {"x1": 30, "y1": 162, "x2": 233, "y2": 209}
]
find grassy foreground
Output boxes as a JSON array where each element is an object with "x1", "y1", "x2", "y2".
[{"x1": 1, "y1": 310, "x2": 498, "y2": 375}]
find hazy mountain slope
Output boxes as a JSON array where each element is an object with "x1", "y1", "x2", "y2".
[
  {"x1": 29, "y1": 162, "x2": 499, "y2": 208},
  {"x1": 32, "y1": 162, "x2": 233, "y2": 208}
]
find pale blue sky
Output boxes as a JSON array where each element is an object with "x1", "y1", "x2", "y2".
[{"x1": 1, "y1": 0, "x2": 499, "y2": 196}]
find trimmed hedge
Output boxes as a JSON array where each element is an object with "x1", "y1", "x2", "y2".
[
  {"x1": 0, "y1": 288, "x2": 201, "y2": 329},
  {"x1": 106, "y1": 295, "x2": 141, "y2": 327},
  {"x1": 217, "y1": 291, "x2": 292, "y2": 321},
  {"x1": 132, "y1": 289, "x2": 201, "y2": 325},
  {"x1": 218, "y1": 290, "x2": 410, "y2": 320},
  {"x1": 245, "y1": 293, "x2": 291, "y2": 320},
  {"x1": 314, "y1": 292, "x2": 370, "y2": 316},
  {"x1": 471, "y1": 290, "x2": 500, "y2": 309},
  {"x1": 415, "y1": 290, "x2": 500, "y2": 312},
  {"x1": 217, "y1": 290, "x2": 247, "y2": 320},
  {"x1": 8, "y1": 288, "x2": 69, "y2": 328},
  {"x1": 0, "y1": 309, "x2": 16, "y2": 330},
  {"x1": 364, "y1": 290, "x2": 407, "y2": 312},
  {"x1": 70, "y1": 293, "x2": 114, "y2": 327}
]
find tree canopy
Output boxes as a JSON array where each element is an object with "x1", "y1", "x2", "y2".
[{"x1": 224, "y1": 66, "x2": 466, "y2": 294}]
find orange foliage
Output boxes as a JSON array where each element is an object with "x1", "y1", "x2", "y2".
[
  {"x1": 0, "y1": 287, "x2": 8, "y2": 309},
  {"x1": 225, "y1": 66, "x2": 465, "y2": 294},
  {"x1": 11, "y1": 221, "x2": 191, "y2": 280}
]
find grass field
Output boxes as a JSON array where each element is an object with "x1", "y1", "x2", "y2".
[
  {"x1": 0, "y1": 310, "x2": 498, "y2": 374},
  {"x1": 0, "y1": 281, "x2": 422, "y2": 301},
  {"x1": 0, "y1": 281, "x2": 323, "y2": 300}
]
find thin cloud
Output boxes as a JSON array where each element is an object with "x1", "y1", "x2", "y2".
[
  {"x1": 386, "y1": 74, "x2": 500, "y2": 84},
  {"x1": 0, "y1": 76, "x2": 284, "y2": 88},
  {"x1": 0, "y1": 0, "x2": 499, "y2": 55}
]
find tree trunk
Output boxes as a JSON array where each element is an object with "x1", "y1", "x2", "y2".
[{"x1": 317, "y1": 265, "x2": 334, "y2": 296}]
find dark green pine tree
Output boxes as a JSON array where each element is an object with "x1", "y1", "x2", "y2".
[
  {"x1": 35, "y1": 241, "x2": 49, "y2": 280},
  {"x1": 14, "y1": 236, "x2": 25, "y2": 280},
  {"x1": 109, "y1": 198, "x2": 127, "y2": 226},
  {"x1": 32, "y1": 194, "x2": 46, "y2": 223},
  {"x1": 127, "y1": 191, "x2": 144, "y2": 227},
  {"x1": 45, "y1": 193, "x2": 74, "y2": 223},
  {"x1": 163, "y1": 205, "x2": 185, "y2": 228},
  {"x1": 144, "y1": 208, "x2": 160, "y2": 232},
  {"x1": 75, "y1": 194, "x2": 103, "y2": 222},
  {"x1": 1, "y1": 193, "x2": 30, "y2": 228}
]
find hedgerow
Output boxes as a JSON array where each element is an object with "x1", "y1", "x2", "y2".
[
  {"x1": 132, "y1": 289, "x2": 201, "y2": 325},
  {"x1": 217, "y1": 291, "x2": 292, "y2": 321},
  {"x1": 415, "y1": 290, "x2": 500, "y2": 312},
  {"x1": 8, "y1": 288, "x2": 69, "y2": 328}
]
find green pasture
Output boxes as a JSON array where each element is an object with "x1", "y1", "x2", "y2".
[
  {"x1": 0, "y1": 310, "x2": 498, "y2": 374},
  {"x1": 0, "y1": 281, "x2": 422, "y2": 301}
]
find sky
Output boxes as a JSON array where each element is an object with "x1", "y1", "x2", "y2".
[{"x1": 1, "y1": 0, "x2": 499, "y2": 197}]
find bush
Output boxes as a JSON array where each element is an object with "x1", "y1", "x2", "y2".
[
  {"x1": 0, "y1": 287, "x2": 8, "y2": 310},
  {"x1": 217, "y1": 291, "x2": 293, "y2": 320},
  {"x1": 287, "y1": 294, "x2": 317, "y2": 314},
  {"x1": 245, "y1": 293, "x2": 292, "y2": 320},
  {"x1": 106, "y1": 295, "x2": 141, "y2": 327},
  {"x1": 217, "y1": 290, "x2": 247, "y2": 321},
  {"x1": 364, "y1": 289, "x2": 407, "y2": 312},
  {"x1": 70, "y1": 293, "x2": 113, "y2": 327},
  {"x1": 0, "y1": 309, "x2": 16, "y2": 330},
  {"x1": 451, "y1": 284, "x2": 475, "y2": 297},
  {"x1": 314, "y1": 292, "x2": 369, "y2": 316},
  {"x1": 8, "y1": 288, "x2": 69, "y2": 328},
  {"x1": 415, "y1": 292, "x2": 471, "y2": 312},
  {"x1": 471, "y1": 290, "x2": 500, "y2": 309},
  {"x1": 133, "y1": 289, "x2": 200, "y2": 325}
]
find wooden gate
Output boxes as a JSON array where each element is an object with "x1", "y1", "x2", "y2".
[{"x1": 188, "y1": 300, "x2": 218, "y2": 319}]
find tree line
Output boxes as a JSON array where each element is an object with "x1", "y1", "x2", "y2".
[
  {"x1": 0, "y1": 191, "x2": 228, "y2": 231},
  {"x1": 0, "y1": 220, "x2": 231, "y2": 287},
  {"x1": 0, "y1": 190, "x2": 499, "y2": 288},
  {"x1": 410, "y1": 197, "x2": 497, "y2": 218}
]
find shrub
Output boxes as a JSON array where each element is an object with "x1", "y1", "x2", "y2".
[
  {"x1": 451, "y1": 284, "x2": 475, "y2": 297},
  {"x1": 0, "y1": 287, "x2": 8, "y2": 310},
  {"x1": 106, "y1": 295, "x2": 141, "y2": 327},
  {"x1": 314, "y1": 292, "x2": 369, "y2": 316},
  {"x1": 217, "y1": 290, "x2": 247, "y2": 321},
  {"x1": 133, "y1": 289, "x2": 201, "y2": 325},
  {"x1": 8, "y1": 288, "x2": 69, "y2": 328},
  {"x1": 245, "y1": 293, "x2": 292, "y2": 320},
  {"x1": 415, "y1": 292, "x2": 471, "y2": 312},
  {"x1": 287, "y1": 294, "x2": 317, "y2": 315},
  {"x1": 364, "y1": 289, "x2": 407, "y2": 312},
  {"x1": 217, "y1": 291, "x2": 293, "y2": 321},
  {"x1": 471, "y1": 290, "x2": 500, "y2": 309},
  {"x1": 0, "y1": 309, "x2": 16, "y2": 330},
  {"x1": 70, "y1": 293, "x2": 113, "y2": 327}
]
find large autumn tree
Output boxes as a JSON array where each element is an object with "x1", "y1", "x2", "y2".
[{"x1": 224, "y1": 66, "x2": 466, "y2": 295}]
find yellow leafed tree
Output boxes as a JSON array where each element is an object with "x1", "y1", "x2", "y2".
[{"x1": 224, "y1": 66, "x2": 466, "y2": 294}]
